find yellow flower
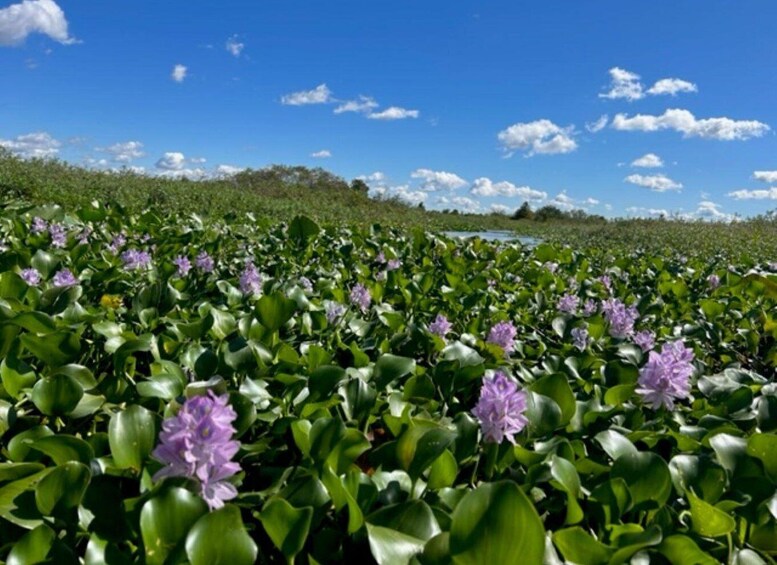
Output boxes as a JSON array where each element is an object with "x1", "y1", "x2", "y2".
[{"x1": 100, "y1": 294, "x2": 123, "y2": 309}]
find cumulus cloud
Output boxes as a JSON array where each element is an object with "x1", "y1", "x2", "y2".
[
  {"x1": 171, "y1": 64, "x2": 187, "y2": 83},
  {"x1": 0, "y1": 131, "x2": 60, "y2": 158},
  {"x1": 694, "y1": 200, "x2": 733, "y2": 221},
  {"x1": 451, "y1": 196, "x2": 480, "y2": 212},
  {"x1": 334, "y1": 96, "x2": 378, "y2": 114},
  {"x1": 281, "y1": 84, "x2": 333, "y2": 105},
  {"x1": 600, "y1": 67, "x2": 644, "y2": 101},
  {"x1": 225, "y1": 35, "x2": 244, "y2": 57},
  {"x1": 391, "y1": 185, "x2": 427, "y2": 205},
  {"x1": 586, "y1": 114, "x2": 609, "y2": 133},
  {"x1": 470, "y1": 177, "x2": 547, "y2": 200},
  {"x1": 612, "y1": 109, "x2": 769, "y2": 140},
  {"x1": 625, "y1": 173, "x2": 683, "y2": 192},
  {"x1": 550, "y1": 191, "x2": 578, "y2": 211},
  {"x1": 0, "y1": 0, "x2": 76, "y2": 46},
  {"x1": 100, "y1": 140, "x2": 144, "y2": 163},
  {"x1": 368, "y1": 106, "x2": 420, "y2": 120},
  {"x1": 584, "y1": 197, "x2": 600, "y2": 206},
  {"x1": 490, "y1": 204, "x2": 511, "y2": 215},
  {"x1": 497, "y1": 119, "x2": 577, "y2": 157},
  {"x1": 156, "y1": 152, "x2": 186, "y2": 171},
  {"x1": 728, "y1": 187, "x2": 777, "y2": 200},
  {"x1": 411, "y1": 168, "x2": 467, "y2": 191},
  {"x1": 753, "y1": 171, "x2": 777, "y2": 183},
  {"x1": 631, "y1": 153, "x2": 664, "y2": 168},
  {"x1": 646, "y1": 78, "x2": 698, "y2": 96},
  {"x1": 357, "y1": 171, "x2": 386, "y2": 186},
  {"x1": 311, "y1": 149, "x2": 331, "y2": 158},
  {"x1": 626, "y1": 206, "x2": 670, "y2": 218},
  {"x1": 214, "y1": 164, "x2": 245, "y2": 176}
]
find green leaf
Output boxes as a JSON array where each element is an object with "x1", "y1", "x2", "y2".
[
  {"x1": 8, "y1": 426, "x2": 54, "y2": 462},
  {"x1": 611, "y1": 451, "x2": 672, "y2": 510},
  {"x1": 29, "y1": 434, "x2": 94, "y2": 465},
  {"x1": 20, "y1": 331, "x2": 81, "y2": 367},
  {"x1": 108, "y1": 405, "x2": 157, "y2": 471},
  {"x1": 256, "y1": 292, "x2": 297, "y2": 331},
  {"x1": 1, "y1": 354, "x2": 36, "y2": 399},
  {"x1": 428, "y1": 449, "x2": 458, "y2": 490},
  {"x1": 31, "y1": 374, "x2": 83, "y2": 416},
  {"x1": 140, "y1": 486, "x2": 208, "y2": 565},
  {"x1": 369, "y1": 500, "x2": 441, "y2": 542},
  {"x1": 259, "y1": 497, "x2": 314, "y2": 561},
  {"x1": 185, "y1": 505, "x2": 258, "y2": 565},
  {"x1": 35, "y1": 461, "x2": 91, "y2": 516},
  {"x1": 449, "y1": 481, "x2": 545, "y2": 565},
  {"x1": 746, "y1": 433, "x2": 777, "y2": 482},
  {"x1": 553, "y1": 527, "x2": 613, "y2": 565},
  {"x1": 686, "y1": 490, "x2": 736, "y2": 538},
  {"x1": 374, "y1": 354, "x2": 416, "y2": 389},
  {"x1": 31, "y1": 249, "x2": 57, "y2": 278},
  {"x1": 530, "y1": 373, "x2": 576, "y2": 425},
  {"x1": 6, "y1": 524, "x2": 56, "y2": 565},
  {"x1": 657, "y1": 534, "x2": 719, "y2": 565},
  {"x1": 289, "y1": 215, "x2": 320, "y2": 244},
  {"x1": 309, "y1": 365, "x2": 347, "y2": 401},
  {"x1": 366, "y1": 523, "x2": 426, "y2": 565}
]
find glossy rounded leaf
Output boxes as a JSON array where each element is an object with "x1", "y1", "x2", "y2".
[
  {"x1": 185, "y1": 505, "x2": 258, "y2": 565},
  {"x1": 108, "y1": 404, "x2": 157, "y2": 471},
  {"x1": 140, "y1": 486, "x2": 208, "y2": 565}
]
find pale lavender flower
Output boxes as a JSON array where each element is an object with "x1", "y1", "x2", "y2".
[
  {"x1": 121, "y1": 249, "x2": 152, "y2": 271},
  {"x1": 49, "y1": 224, "x2": 67, "y2": 248},
  {"x1": 633, "y1": 330, "x2": 656, "y2": 353},
  {"x1": 173, "y1": 255, "x2": 192, "y2": 277},
  {"x1": 30, "y1": 217, "x2": 47, "y2": 235},
  {"x1": 487, "y1": 321, "x2": 517, "y2": 355},
  {"x1": 558, "y1": 293, "x2": 580, "y2": 314},
  {"x1": 636, "y1": 341, "x2": 695, "y2": 410},
  {"x1": 601, "y1": 298, "x2": 639, "y2": 339},
  {"x1": 708, "y1": 274, "x2": 720, "y2": 290},
  {"x1": 598, "y1": 275, "x2": 612, "y2": 293},
  {"x1": 52, "y1": 269, "x2": 77, "y2": 287},
  {"x1": 583, "y1": 299, "x2": 598, "y2": 316},
  {"x1": 571, "y1": 326, "x2": 590, "y2": 351},
  {"x1": 376, "y1": 252, "x2": 386, "y2": 264},
  {"x1": 77, "y1": 227, "x2": 92, "y2": 245},
  {"x1": 152, "y1": 391, "x2": 241, "y2": 510},
  {"x1": 387, "y1": 259, "x2": 401, "y2": 271},
  {"x1": 195, "y1": 251, "x2": 215, "y2": 273},
  {"x1": 20, "y1": 268, "x2": 41, "y2": 286},
  {"x1": 326, "y1": 302, "x2": 346, "y2": 324},
  {"x1": 107, "y1": 234, "x2": 127, "y2": 254},
  {"x1": 472, "y1": 372, "x2": 528, "y2": 444},
  {"x1": 140, "y1": 234, "x2": 151, "y2": 243},
  {"x1": 239, "y1": 262, "x2": 262, "y2": 295},
  {"x1": 300, "y1": 276, "x2": 313, "y2": 292},
  {"x1": 429, "y1": 314, "x2": 452, "y2": 338},
  {"x1": 376, "y1": 270, "x2": 387, "y2": 282},
  {"x1": 350, "y1": 283, "x2": 371, "y2": 313},
  {"x1": 543, "y1": 261, "x2": 558, "y2": 274}
]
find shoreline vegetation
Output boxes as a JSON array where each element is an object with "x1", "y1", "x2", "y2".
[{"x1": 2, "y1": 149, "x2": 777, "y2": 259}]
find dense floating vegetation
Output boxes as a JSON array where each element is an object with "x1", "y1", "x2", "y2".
[{"x1": 1, "y1": 202, "x2": 776, "y2": 563}]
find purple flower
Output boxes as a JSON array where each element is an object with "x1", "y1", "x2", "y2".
[
  {"x1": 582, "y1": 299, "x2": 598, "y2": 316},
  {"x1": 195, "y1": 251, "x2": 215, "y2": 273},
  {"x1": 571, "y1": 326, "x2": 590, "y2": 351},
  {"x1": 239, "y1": 262, "x2": 262, "y2": 295},
  {"x1": 633, "y1": 330, "x2": 656, "y2": 353},
  {"x1": 487, "y1": 321, "x2": 517, "y2": 355},
  {"x1": 300, "y1": 277, "x2": 313, "y2": 292},
  {"x1": 708, "y1": 274, "x2": 720, "y2": 289},
  {"x1": 30, "y1": 217, "x2": 47, "y2": 235},
  {"x1": 636, "y1": 341, "x2": 695, "y2": 410},
  {"x1": 543, "y1": 261, "x2": 558, "y2": 274},
  {"x1": 601, "y1": 298, "x2": 639, "y2": 339},
  {"x1": 429, "y1": 314, "x2": 452, "y2": 338},
  {"x1": 376, "y1": 270, "x2": 387, "y2": 282},
  {"x1": 350, "y1": 283, "x2": 371, "y2": 313},
  {"x1": 558, "y1": 293, "x2": 580, "y2": 314},
  {"x1": 173, "y1": 255, "x2": 192, "y2": 277},
  {"x1": 52, "y1": 269, "x2": 77, "y2": 287},
  {"x1": 376, "y1": 252, "x2": 386, "y2": 264},
  {"x1": 49, "y1": 223, "x2": 67, "y2": 248},
  {"x1": 472, "y1": 372, "x2": 528, "y2": 444},
  {"x1": 107, "y1": 234, "x2": 127, "y2": 254},
  {"x1": 326, "y1": 302, "x2": 346, "y2": 324},
  {"x1": 77, "y1": 227, "x2": 92, "y2": 245},
  {"x1": 387, "y1": 259, "x2": 401, "y2": 271},
  {"x1": 152, "y1": 391, "x2": 241, "y2": 510},
  {"x1": 20, "y1": 268, "x2": 41, "y2": 286},
  {"x1": 121, "y1": 249, "x2": 152, "y2": 271}
]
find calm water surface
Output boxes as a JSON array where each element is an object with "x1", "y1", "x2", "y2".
[{"x1": 442, "y1": 231, "x2": 541, "y2": 246}]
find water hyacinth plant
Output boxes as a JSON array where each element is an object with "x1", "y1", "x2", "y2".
[{"x1": 472, "y1": 372, "x2": 528, "y2": 444}]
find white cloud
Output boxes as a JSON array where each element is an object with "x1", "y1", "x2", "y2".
[
  {"x1": 334, "y1": 96, "x2": 378, "y2": 114},
  {"x1": 0, "y1": 0, "x2": 76, "y2": 46},
  {"x1": 155, "y1": 152, "x2": 186, "y2": 171},
  {"x1": 631, "y1": 153, "x2": 664, "y2": 168},
  {"x1": 728, "y1": 187, "x2": 777, "y2": 200},
  {"x1": 497, "y1": 119, "x2": 577, "y2": 157},
  {"x1": 612, "y1": 108, "x2": 769, "y2": 141},
  {"x1": 452, "y1": 196, "x2": 480, "y2": 212},
  {"x1": 171, "y1": 64, "x2": 187, "y2": 83},
  {"x1": 190, "y1": 157, "x2": 207, "y2": 164},
  {"x1": 753, "y1": 171, "x2": 777, "y2": 183},
  {"x1": 694, "y1": 200, "x2": 732, "y2": 221},
  {"x1": 225, "y1": 35, "x2": 244, "y2": 57},
  {"x1": 214, "y1": 164, "x2": 245, "y2": 176},
  {"x1": 392, "y1": 185, "x2": 427, "y2": 205},
  {"x1": 490, "y1": 204, "x2": 511, "y2": 214},
  {"x1": 311, "y1": 149, "x2": 331, "y2": 158},
  {"x1": 470, "y1": 177, "x2": 547, "y2": 200},
  {"x1": 647, "y1": 78, "x2": 698, "y2": 96},
  {"x1": 368, "y1": 106, "x2": 420, "y2": 120},
  {"x1": 100, "y1": 140, "x2": 144, "y2": 163},
  {"x1": 599, "y1": 67, "x2": 644, "y2": 101},
  {"x1": 411, "y1": 168, "x2": 467, "y2": 191},
  {"x1": 584, "y1": 197, "x2": 600, "y2": 206},
  {"x1": 0, "y1": 131, "x2": 60, "y2": 158},
  {"x1": 550, "y1": 191, "x2": 577, "y2": 211},
  {"x1": 357, "y1": 171, "x2": 386, "y2": 186},
  {"x1": 281, "y1": 84, "x2": 333, "y2": 106},
  {"x1": 625, "y1": 173, "x2": 683, "y2": 192},
  {"x1": 586, "y1": 114, "x2": 609, "y2": 133},
  {"x1": 626, "y1": 206, "x2": 670, "y2": 217},
  {"x1": 604, "y1": 204, "x2": 613, "y2": 211}
]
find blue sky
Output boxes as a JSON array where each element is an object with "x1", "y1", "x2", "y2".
[{"x1": 2, "y1": 0, "x2": 777, "y2": 219}]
